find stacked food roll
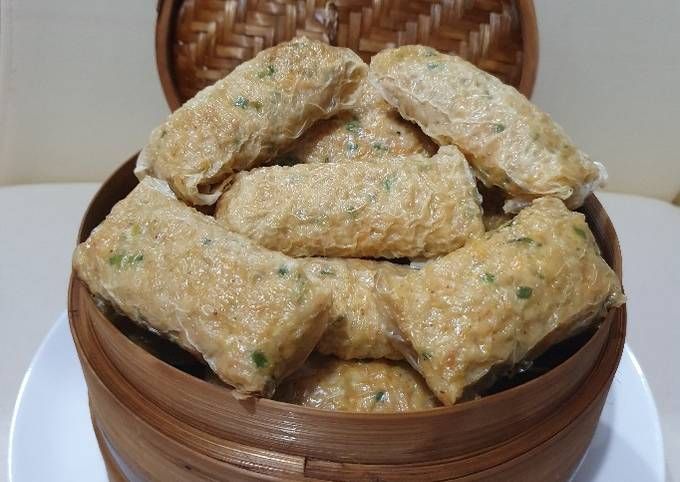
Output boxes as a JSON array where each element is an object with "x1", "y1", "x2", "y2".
[{"x1": 74, "y1": 38, "x2": 624, "y2": 412}]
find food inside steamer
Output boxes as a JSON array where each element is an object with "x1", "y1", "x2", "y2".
[{"x1": 74, "y1": 40, "x2": 624, "y2": 412}]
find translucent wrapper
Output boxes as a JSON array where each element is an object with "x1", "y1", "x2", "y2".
[
  {"x1": 136, "y1": 37, "x2": 366, "y2": 205},
  {"x1": 378, "y1": 197, "x2": 625, "y2": 405},
  {"x1": 215, "y1": 146, "x2": 484, "y2": 258},
  {"x1": 369, "y1": 45, "x2": 606, "y2": 210},
  {"x1": 72, "y1": 178, "x2": 331, "y2": 397},
  {"x1": 304, "y1": 258, "x2": 411, "y2": 360},
  {"x1": 281, "y1": 79, "x2": 435, "y2": 164},
  {"x1": 275, "y1": 355, "x2": 440, "y2": 412}
]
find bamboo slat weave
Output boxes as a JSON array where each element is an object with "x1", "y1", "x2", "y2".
[{"x1": 156, "y1": 0, "x2": 538, "y2": 109}]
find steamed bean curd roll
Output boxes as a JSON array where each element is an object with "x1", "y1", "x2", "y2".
[
  {"x1": 305, "y1": 258, "x2": 410, "y2": 360},
  {"x1": 281, "y1": 80, "x2": 435, "y2": 165},
  {"x1": 72, "y1": 178, "x2": 331, "y2": 397},
  {"x1": 136, "y1": 37, "x2": 366, "y2": 205},
  {"x1": 379, "y1": 197, "x2": 624, "y2": 405},
  {"x1": 215, "y1": 146, "x2": 484, "y2": 258},
  {"x1": 369, "y1": 46, "x2": 606, "y2": 210},
  {"x1": 275, "y1": 356, "x2": 440, "y2": 412}
]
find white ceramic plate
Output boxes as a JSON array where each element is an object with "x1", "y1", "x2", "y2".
[{"x1": 8, "y1": 313, "x2": 665, "y2": 482}]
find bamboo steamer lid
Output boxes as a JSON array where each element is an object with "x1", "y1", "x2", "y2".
[{"x1": 155, "y1": 0, "x2": 539, "y2": 110}]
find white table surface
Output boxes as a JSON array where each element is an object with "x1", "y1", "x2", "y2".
[{"x1": 1, "y1": 184, "x2": 678, "y2": 482}]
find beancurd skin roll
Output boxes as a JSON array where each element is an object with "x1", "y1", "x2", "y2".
[
  {"x1": 369, "y1": 45, "x2": 605, "y2": 210},
  {"x1": 72, "y1": 178, "x2": 331, "y2": 397},
  {"x1": 304, "y1": 258, "x2": 410, "y2": 360},
  {"x1": 216, "y1": 146, "x2": 484, "y2": 258},
  {"x1": 136, "y1": 37, "x2": 366, "y2": 205},
  {"x1": 282, "y1": 80, "x2": 435, "y2": 165},
  {"x1": 275, "y1": 356, "x2": 440, "y2": 412},
  {"x1": 379, "y1": 197, "x2": 624, "y2": 405}
]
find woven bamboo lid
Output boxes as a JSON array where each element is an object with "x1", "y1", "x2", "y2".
[{"x1": 155, "y1": 0, "x2": 538, "y2": 111}]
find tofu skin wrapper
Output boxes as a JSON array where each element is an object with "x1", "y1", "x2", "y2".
[
  {"x1": 215, "y1": 146, "x2": 484, "y2": 258},
  {"x1": 369, "y1": 45, "x2": 606, "y2": 210},
  {"x1": 281, "y1": 79, "x2": 435, "y2": 165},
  {"x1": 378, "y1": 197, "x2": 625, "y2": 405},
  {"x1": 72, "y1": 178, "x2": 332, "y2": 397},
  {"x1": 136, "y1": 37, "x2": 367, "y2": 205},
  {"x1": 304, "y1": 258, "x2": 411, "y2": 360},
  {"x1": 275, "y1": 356, "x2": 440, "y2": 412}
]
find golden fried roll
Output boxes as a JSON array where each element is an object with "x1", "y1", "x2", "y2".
[
  {"x1": 73, "y1": 178, "x2": 331, "y2": 397},
  {"x1": 379, "y1": 197, "x2": 624, "y2": 405},
  {"x1": 136, "y1": 37, "x2": 366, "y2": 205},
  {"x1": 216, "y1": 146, "x2": 484, "y2": 258},
  {"x1": 304, "y1": 258, "x2": 410, "y2": 360},
  {"x1": 275, "y1": 356, "x2": 440, "y2": 412},
  {"x1": 369, "y1": 46, "x2": 605, "y2": 210},
  {"x1": 281, "y1": 80, "x2": 435, "y2": 164}
]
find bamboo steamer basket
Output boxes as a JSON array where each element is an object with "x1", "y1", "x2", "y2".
[{"x1": 68, "y1": 1, "x2": 627, "y2": 480}]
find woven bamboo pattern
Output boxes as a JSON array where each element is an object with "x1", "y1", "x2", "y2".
[{"x1": 159, "y1": 0, "x2": 536, "y2": 106}]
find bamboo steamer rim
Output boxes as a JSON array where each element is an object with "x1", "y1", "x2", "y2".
[
  {"x1": 154, "y1": 0, "x2": 539, "y2": 111},
  {"x1": 70, "y1": 155, "x2": 625, "y2": 423},
  {"x1": 73, "y1": 292, "x2": 625, "y2": 478}
]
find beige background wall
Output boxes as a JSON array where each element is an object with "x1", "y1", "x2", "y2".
[{"x1": 0, "y1": 0, "x2": 678, "y2": 200}]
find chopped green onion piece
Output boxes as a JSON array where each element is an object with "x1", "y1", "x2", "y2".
[
  {"x1": 421, "y1": 351, "x2": 432, "y2": 360},
  {"x1": 345, "y1": 119, "x2": 361, "y2": 133},
  {"x1": 427, "y1": 62, "x2": 441, "y2": 70},
  {"x1": 482, "y1": 272, "x2": 496, "y2": 283},
  {"x1": 383, "y1": 173, "x2": 397, "y2": 192},
  {"x1": 233, "y1": 96, "x2": 248, "y2": 108},
  {"x1": 573, "y1": 226, "x2": 587, "y2": 239},
  {"x1": 494, "y1": 123, "x2": 506, "y2": 133},
  {"x1": 374, "y1": 391, "x2": 387, "y2": 402},
  {"x1": 509, "y1": 237, "x2": 536, "y2": 245},
  {"x1": 346, "y1": 140, "x2": 358, "y2": 154},
  {"x1": 257, "y1": 64, "x2": 275, "y2": 78},
  {"x1": 372, "y1": 142, "x2": 388, "y2": 152},
  {"x1": 347, "y1": 206, "x2": 360, "y2": 219},
  {"x1": 251, "y1": 351, "x2": 268, "y2": 368},
  {"x1": 201, "y1": 238, "x2": 212, "y2": 246},
  {"x1": 277, "y1": 265, "x2": 290, "y2": 277},
  {"x1": 129, "y1": 253, "x2": 144, "y2": 263},
  {"x1": 516, "y1": 286, "x2": 533, "y2": 299},
  {"x1": 319, "y1": 267, "x2": 336, "y2": 276},
  {"x1": 108, "y1": 252, "x2": 144, "y2": 269},
  {"x1": 108, "y1": 254, "x2": 124, "y2": 268}
]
